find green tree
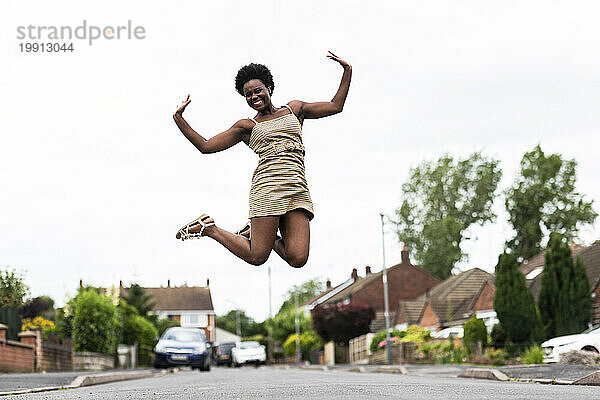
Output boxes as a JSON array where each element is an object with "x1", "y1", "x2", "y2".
[
  {"x1": 72, "y1": 289, "x2": 121, "y2": 355},
  {"x1": 277, "y1": 279, "x2": 323, "y2": 314},
  {"x1": 539, "y1": 233, "x2": 591, "y2": 338},
  {"x1": 494, "y1": 252, "x2": 544, "y2": 345},
  {"x1": 270, "y1": 307, "x2": 312, "y2": 344},
  {"x1": 505, "y1": 145, "x2": 597, "y2": 262},
  {"x1": 122, "y1": 284, "x2": 155, "y2": 318},
  {"x1": 393, "y1": 153, "x2": 502, "y2": 279},
  {"x1": 216, "y1": 310, "x2": 266, "y2": 337},
  {"x1": 0, "y1": 268, "x2": 30, "y2": 306}
]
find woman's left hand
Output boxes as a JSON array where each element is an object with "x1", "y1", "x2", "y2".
[{"x1": 327, "y1": 50, "x2": 350, "y2": 69}]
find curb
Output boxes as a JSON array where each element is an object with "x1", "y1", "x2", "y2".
[
  {"x1": 572, "y1": 370, "x2": 600, "y2": 386},
  {"x1": 0, "y1": 368, "x2": 177, "y2": 396},
  {"x1": 458, "y1": 368, "x2": 509, "y2": 381}
]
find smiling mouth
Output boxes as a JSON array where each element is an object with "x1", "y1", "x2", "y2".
[{"x1": 252, "y1": 99, "x2": 263, "y2": 107}]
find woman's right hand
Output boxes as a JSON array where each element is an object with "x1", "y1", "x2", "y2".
[{"x1": 173, "y1": 94, "x2": 191, "y2": 119}]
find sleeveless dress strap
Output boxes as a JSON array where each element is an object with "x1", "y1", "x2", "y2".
[
  {"x1": 249, "y1": 117, "x2": 258, "y2": 125},
  {"x1": 283, "y1": 104, "x2": 294, "y2": 115}
]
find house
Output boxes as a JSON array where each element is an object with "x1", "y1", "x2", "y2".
[
  {"x1": 315, "y1": 247, "x2": 440, "y2": 331},
  {"x1": 119, "y1": 279, "x2": 216, "y2": 342},
  {"x1": 299, "y1": 278, "x2": 355, "y2": 317},
  {"x1": 519, "y1": 240, "x2": 600, "y2": 326},
  {"x1": 396, "y1": 268, "x2": 497, "y2": 332}
]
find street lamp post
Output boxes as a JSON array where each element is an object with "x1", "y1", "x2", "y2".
[
  {"x1": 380, "y1": 213, "x2": 392, "y2": 365},
  {"x1": 295, "y1": 292, "x2": 301, "y2": 365},
  {"x1": 267, "y1": 265, "x2": 273, "y2": 363},
  {"x1": 236, "y1": 309, "x2": 241, "y2": 337}
]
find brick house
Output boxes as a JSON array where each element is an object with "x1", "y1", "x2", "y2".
[
  {"x1": 396, "y1": 268, "x2": 497, "y2": 332},
  {"x1": 119, "y1": 279, "x2": 216, "y2": 342},
  {"x1": 316, "y1": 248, "x2": 440, "y2": 331},
  {"x1": 299, "y1": 277, "x2": 356, "y2": 317},
  {"x1": 519, "y1": 240, "x2": 600, "y2": 326}
]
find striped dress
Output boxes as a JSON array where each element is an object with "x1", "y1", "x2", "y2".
[{"x1": 247, "y1": 104, "x2": 314, "y2": 220}]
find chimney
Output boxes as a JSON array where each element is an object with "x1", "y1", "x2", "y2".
[
  {"x1": 206, "y1": 278, "x2": 210, "y2": 287},
  {"x1": 351, "y1": 268, "x2": 359, "y2": 282},
  {"x1": 326, "y1": 279, "x2": 332, "y2": 289},
  {"x1": 401, "y1": 244, "x2": 410, "y2": 264},
  {"x1": 167, "y1": 279, "x2": 170, "y2": 288},
  {"x1": 365, "y1": 266, "x2": 372, "y2": 275},
  {"x1": 119, "y1": 280, "x2": 123, "y2": 288}
]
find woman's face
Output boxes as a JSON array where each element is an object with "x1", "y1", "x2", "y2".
[{"x1": 242, "y1": 79, "x2": 271, "y2": 112}]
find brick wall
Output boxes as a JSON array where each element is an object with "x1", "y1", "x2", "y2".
[
  {"x1": 472, "y1": 283, "x2": 495, "y2": 312},
  {"x1": 41, "y1": 335, "x2": 73, "y2": 372},
  {"x1": 419, "y1": 303, "x2": 440, "y2": 330},
  {"x1": 0, "y1": 327, "x2": 35, "y2": 373},
  {"x1": 351, "y1": 264, "x2": 439, "y2": 313}
]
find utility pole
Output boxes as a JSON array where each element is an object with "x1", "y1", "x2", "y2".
[
  {"x1": 295, "y1": 292, "x2": 301, "y2": 365},
  {"x1": 267, "y1": 265, "x2": 273, "y2": 363},
  {"x1": 380, "y1": 213, "x2": 392, "y2": 365},
  {"x1": 236, "y1": 309, "x2": 241, "y2": 337}
]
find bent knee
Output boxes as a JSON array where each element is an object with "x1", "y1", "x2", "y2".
[
  {"x1": 288, "y1": 254, "x2": 308, "y2": 268},
  {"x1": 249, "y1": 252, "x2": 270, "y2": 266}
]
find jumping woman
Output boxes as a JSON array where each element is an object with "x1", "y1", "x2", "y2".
[{"x1": 173, "y1": 51, "x2": 352, "y2": 268}]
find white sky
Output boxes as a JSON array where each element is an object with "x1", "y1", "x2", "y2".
[{"x1": 1, "y1": 0, "x2": 599, "y2": 321}]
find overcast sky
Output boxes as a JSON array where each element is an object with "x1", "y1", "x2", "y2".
[{"x1": 1, "y1": 0, "x2": 599, "y2": 321}]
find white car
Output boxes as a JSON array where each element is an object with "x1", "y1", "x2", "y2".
[
  {"x1": 541, "y1": 326, "x2": 600, "y2": 363},
  {"x1": 231, "y1": 341, "x2": 266, "y2": 367},
  {"x1": 431, "y1": 326, "x2": 464, "y2": 339}
]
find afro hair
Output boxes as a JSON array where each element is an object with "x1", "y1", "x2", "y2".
[{"x1": 235, "y1": 63, "x2": 274, "y2": 96}]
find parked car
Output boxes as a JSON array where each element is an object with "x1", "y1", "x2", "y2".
[
  {"x1": 431, "y1": 326, "x2": 464, "y2": 339},
  {"x1": 541, "y1": 325, "x2": 600, "y2": 363},
  {"x1": 154, "y1": 327, "x2": 211, "y2": 371},
  {"x1": 231, "y1": 341, "x2": 266, "y2": 367},
  {"x1": 215, "y1": 342, "x2": 236, "y2": 366}
]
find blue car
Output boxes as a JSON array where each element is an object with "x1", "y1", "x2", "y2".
[{"x1": 154, "y1": 327, "x2": 211, "y2": 371}]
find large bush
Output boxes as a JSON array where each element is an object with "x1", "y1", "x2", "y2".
[
  {"x1": 402, "y1": 325, "x2": 431, "y2": 343},
  {"x1": 463, "y1": 316, "x2": 487, "y2": 353},
  {"x1": 283, "y1": 331, "x2": 323, "y2": 360},
  {"x1": 73, "y1": 289, "x2": 120, "y2": 355},
  {"x1": 312, "y1": 302, "x2": 375, "y2": 344}
]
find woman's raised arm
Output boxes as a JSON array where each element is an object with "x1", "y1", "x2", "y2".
[
  {"x1": 298, "y1": 51, "x2": 352, "y2": 120},
  {"x1": 173, "y1": 95, "x2": 249, "y2": 154}
]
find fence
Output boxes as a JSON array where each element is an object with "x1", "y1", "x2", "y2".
[
  {"x1": 0, "y1": 306, "x2": 21, "y2": 341},
  {"x1": 349, "y1": 333, "x2": 374, "y2": 364},
  {"x1": 368, "y1": 342, "x2": 416, "y2": 365}
]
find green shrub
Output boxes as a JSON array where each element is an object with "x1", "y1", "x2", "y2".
[
  {"x1": 416, "y1": 340, "x2": 467, "y2": 364},
  {"x1": 401, "y1": 325, "x2": 431, "y2": 343},
  {"x1": 283, "y1": 330, "x2": 323, "y2": 360},
  {"x1": 490, "y1": 323, "x2": 507, "y2": 349},
  {"x1": 463, "y1": 316, "x2": 487, "y2": 353},
  {"x1": 73, "y1": 289, "x2": 120, "y2": 355},
  {"x1": 136, "y1": 315, "x2": 158, "y2": 366},
  {"x1": 486, "y1": 348, "x2": 508, "y2": 366},
  {"x1": 369, "y1": 329, "x2": 405, "y2": 353},
  {"x1": 521, "y1": 345, "x2": 544, "y2": 364}
]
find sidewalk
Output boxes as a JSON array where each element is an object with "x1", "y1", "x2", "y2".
[
  {"x1": 0, "y1": 369, "x2": 164, "y2": 395},
  {"x1": 290, "y1": 363, "x2": 600, "y2": 384}
]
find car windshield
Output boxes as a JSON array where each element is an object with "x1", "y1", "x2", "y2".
[
  {"x1": 163, "y1": 329, "x2": 205, "y2": 343},
  {"x1": 582, "y1": 326, "x2": 600, "y2": 334},
  {"x1": 239, "y1": 341, "x2": 260, "y2": 349}
]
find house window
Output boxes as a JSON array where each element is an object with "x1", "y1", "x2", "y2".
[{"x1": 181, "y1": 313, "x2": 208, "y2": 327}]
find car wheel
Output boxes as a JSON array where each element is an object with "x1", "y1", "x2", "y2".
[{"x1": 582, "y1": 346, "x2": 599, "y2": 353}]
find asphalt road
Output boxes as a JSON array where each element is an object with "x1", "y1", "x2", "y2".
[{"x1": 9, "y1": 367, "x2": 600, "y2": 400}]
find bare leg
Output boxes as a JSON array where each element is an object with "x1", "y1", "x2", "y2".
[
  {"x1": 191, "y1": 216, "x2": 280, "y2": 266},
  {"x1": 273, "y1": 209, "x2": 310, "y2": 268}
]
